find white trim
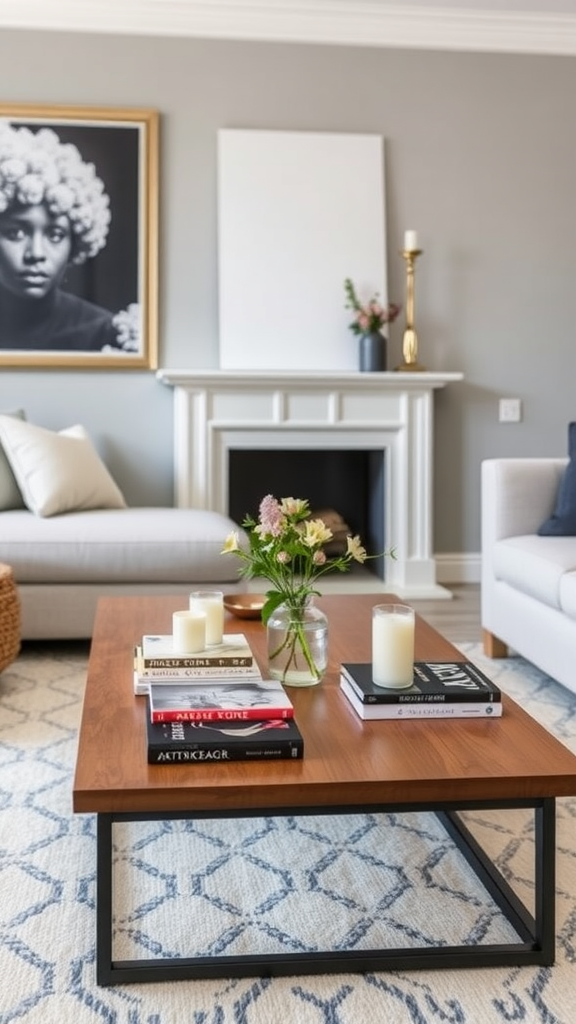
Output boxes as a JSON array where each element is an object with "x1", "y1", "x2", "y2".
[
  {"x1": 2, "y1": 1, "x2": 576, "y2": 56},
  {"x1": 157, "y1": 368, "x2": 463, "y2": 600},
  {"x1": 435, "y1": 552, "x2": 481, "y2": 585}
]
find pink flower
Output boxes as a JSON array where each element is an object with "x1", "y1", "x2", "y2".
[
  {"x1": 344, "y1": 278, "x2": 401, "y2": 336},
  {"x1": 257, "y1": 494, "x2": 284, "y2": 537}
]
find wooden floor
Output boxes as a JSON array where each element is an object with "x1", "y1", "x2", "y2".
[
  {"x1": 410, "y1": 584, "x2": 481, "y2": 645},
  {"x1": 245, "y1": 577, "x2": 483, "y2": 645}
]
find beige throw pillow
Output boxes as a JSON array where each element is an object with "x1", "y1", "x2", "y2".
[
  {"x1": 0, "y1": 415, "x2": 127, "y2": 517},
  {"x1": 0, "y1": 408, "x2": 26, "y2": 511}
]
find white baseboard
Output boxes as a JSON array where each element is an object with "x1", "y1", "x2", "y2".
[{"x1": 435, "y1": 553, "x2": 481, "y2": 585}]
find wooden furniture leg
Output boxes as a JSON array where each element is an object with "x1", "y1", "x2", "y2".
[{"x1": 483, "y1": 628, "x2": 509, "y2": 658}]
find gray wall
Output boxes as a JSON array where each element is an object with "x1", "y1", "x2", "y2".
[{"x1": 0, "y1": 29, "x2": 574, "y2": 555}]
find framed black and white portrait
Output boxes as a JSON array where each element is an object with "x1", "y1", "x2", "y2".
[{"x1": 0, "y1": 104, "x2": 158, "y2": 369}]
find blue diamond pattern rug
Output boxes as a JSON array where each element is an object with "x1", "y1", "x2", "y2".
[{"x1": 1, "y1": 641, "x2": 575, "y2": 1023}]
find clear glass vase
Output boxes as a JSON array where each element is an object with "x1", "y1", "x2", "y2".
[{"x1": 266, "y1": 597, "x2": 328, "y2": 687}]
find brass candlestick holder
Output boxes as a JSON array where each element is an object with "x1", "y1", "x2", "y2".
[{"x1": 396, "y1": 247, "x2": 426, "y2": 371}]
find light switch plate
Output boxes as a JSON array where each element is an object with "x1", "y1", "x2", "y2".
[{"x1": 499, "y1": 398, "x2": 522, "y2": 423}]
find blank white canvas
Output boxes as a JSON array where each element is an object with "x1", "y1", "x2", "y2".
[{"x1": 218, "y1": 130, "x2": 387, "y2": 371}]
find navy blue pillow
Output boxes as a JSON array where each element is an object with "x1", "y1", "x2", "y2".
[{"x1": 538, "y1": 422, "x2": 576, "y2": 536}]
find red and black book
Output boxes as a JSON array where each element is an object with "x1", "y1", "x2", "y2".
[{"x1": 147, "y1": 679, "x2": 294, "y2": 723}]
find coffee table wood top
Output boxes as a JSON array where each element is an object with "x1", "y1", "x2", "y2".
[{"x1": 73, "y1": 594, "x2": 576, "y2": 814}]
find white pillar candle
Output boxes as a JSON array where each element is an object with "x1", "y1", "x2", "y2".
[
  {"x1": 404, "y1": 229, "x2": 419, "y2": 251},
  {"x1": 172, "y1": 610, "x2": 206, "y2": 653},
  {"x1": 189, "y1": 590, "x2": 224, "y2": 645},
  {"x1": 372, "y1": 604, "x2": 415, "y2": 689}
]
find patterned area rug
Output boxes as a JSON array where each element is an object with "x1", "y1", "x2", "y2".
[{"x1": 1, "y1": 641, "x2": 575, "y2": 1024}]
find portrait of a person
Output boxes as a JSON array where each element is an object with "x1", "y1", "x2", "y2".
[{"x1": 0, "y1": 120, "x2": 139, "y2": 353}]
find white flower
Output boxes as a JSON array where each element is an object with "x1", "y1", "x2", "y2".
[
  {"x1": 16, "y1": 173, "x2": 45, "y2": 206},
  {"x1": 1, "y1": 157, "x2": 26, "y2": 183},
  {"x1": 106, "y1": 304, "x2": 142, "y2": 352}
]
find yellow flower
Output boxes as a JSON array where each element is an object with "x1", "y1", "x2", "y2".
[
  {"x1": 221, "y1": 531, "x2": 240, "y2": 554},
  {"x1": 280, "y1": 497, "x2": 308, "y2": 516},
  {"x1": 303, "y1": 519, "x2": 333, "y2": 548},
  {"x1": 346, "y1": 534, "x2": 367, "y2": 563}
]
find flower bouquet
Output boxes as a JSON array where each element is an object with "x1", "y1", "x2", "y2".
[
  {"x1": 222, "y1": 495, "x2": 393, "y2": 685},
  {"x1": 344, "y1": 277, "x2": 401, "y2": 336}
]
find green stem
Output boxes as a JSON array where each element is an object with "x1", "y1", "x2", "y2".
[{"x1": 268, "y1": 608, "x2": 321, "y2": 683}]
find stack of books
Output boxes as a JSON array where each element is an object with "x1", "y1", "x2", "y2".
[
  {"x1": 340, "y1": 660, "x2": 502, "y2": 720},
  {"x1": 135, "y1": 632, "x2": 304, "y2": 763},
  {"x1": 133, "y1": 632, "x2": 261, "y2": 695},
  {"x1": 145, "y1": 679, "x2": 303, "y2": 764}
]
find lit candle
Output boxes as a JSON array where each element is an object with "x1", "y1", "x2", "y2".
[
  {"x1": 172, "y1": 610, "x2": 206, "y2": 653},
  {"x1": 189, "y1": 590, "x2": 224, "y2": 645},
  {"x1": 404, "y1": 229, "x2": 419, "y2": 251},
  {"x1": 372, "y1": 604, "x2": 415, "y2": 688}
]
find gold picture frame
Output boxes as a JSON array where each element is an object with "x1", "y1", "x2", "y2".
[{"x1": 0, "y1": 103, "x2": 159, "y2": 369}]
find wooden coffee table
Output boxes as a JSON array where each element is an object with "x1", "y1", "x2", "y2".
[{"x1": 73, "y1": 593, "x2": 576, "y2": 986}]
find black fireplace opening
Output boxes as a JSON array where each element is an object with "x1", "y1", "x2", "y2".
[{"x1": 228, "y1": 449, "x2": 386, "y2": 579}]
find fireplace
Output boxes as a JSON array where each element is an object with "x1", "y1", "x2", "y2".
[
  {"x1": 157, "y1": 369, "x2": 463, "y2": 599},
  {"x1": 228, "y1": 448, "x2": 386, "y2": 578}
]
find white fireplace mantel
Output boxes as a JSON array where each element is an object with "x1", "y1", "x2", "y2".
[{"x1": 157, "y1": 369, "x2": 463, "y2": 599}]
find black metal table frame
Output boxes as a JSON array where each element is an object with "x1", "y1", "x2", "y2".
[{"x1": 95, "y1": 796, "x2": 556, "y2": 986}]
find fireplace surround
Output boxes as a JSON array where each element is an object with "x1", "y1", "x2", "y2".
[{"x1": 157, "y1": 370, "x2": 462, "y2": 599}]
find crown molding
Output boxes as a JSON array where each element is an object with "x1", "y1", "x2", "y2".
[{"x1": 2, "y1": 1, "x2": 576, "y2": 56}]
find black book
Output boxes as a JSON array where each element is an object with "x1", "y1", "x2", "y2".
[
  {"x1": 340, "y1": 660, "x2": 501, "y2": 705},
  {"x1": 146, "y1": 700, "x2": 304, "y2": 764}
]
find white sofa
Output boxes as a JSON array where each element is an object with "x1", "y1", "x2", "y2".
[
  {"x1": 1, "y1": 507, "x2": 246, "y2": 640},
  {"x1": 0, "y1": 413, "x2": 248, "y2": 640},
  {"x1": 481, "y1": 457, "x2": 576, "y2": 695}
]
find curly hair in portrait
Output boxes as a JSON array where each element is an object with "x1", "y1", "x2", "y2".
[{"x1": 0, "y1": 121, "x2": 135, "y2": 352}]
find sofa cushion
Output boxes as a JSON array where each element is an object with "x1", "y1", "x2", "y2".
[
  {"x1": 0, "y1": 416, "x2": 126, "y2": 517},
  {"x1": 0, "y1": 508, "x2": 245, "y2": 584},
  {"x1": 0, "y1": 409, "x2": 26, "y2": 512},
  {"x1": 538, "y1": 422, "x2": 576, "y2": 536},
  {"x1": 493, "y1": 534, "x2": 576, "y2": 612},
  {"x1": 559, "y1": 571, "x2": 576, "y2": 621}
]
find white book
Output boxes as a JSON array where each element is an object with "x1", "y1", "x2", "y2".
[
  {"x1": 133, "y1": 647, "x2": 262, "y2": 695},
  {"x1": 140, "y1": 632, "x2": 254, "y2": 667},
  {"x1": 340, "y1": 678, "x2": 503, "y2": 721}
]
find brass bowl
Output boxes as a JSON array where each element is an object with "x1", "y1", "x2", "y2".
[{"x1": 223, "y1": 593, "x2": 267, "y2": 620}]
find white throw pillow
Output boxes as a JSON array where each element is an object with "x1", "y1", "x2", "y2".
[
  {"x1": 0, "y1": 408, "x2": 26, "y2": 511},
  {"x1": 0, "y1": 415, "x2": 127, "y2": 517}
]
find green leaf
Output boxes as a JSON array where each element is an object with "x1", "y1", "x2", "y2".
[{"x1": 261, "y1": 590, "x2": 287, "y2": 625}]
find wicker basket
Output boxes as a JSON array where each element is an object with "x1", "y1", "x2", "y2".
[{"x1": 0, "y1": 563, "x2": 21, "y2": 673}]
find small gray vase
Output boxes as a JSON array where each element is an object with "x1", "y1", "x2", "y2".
[{"x1": 359, "y1": 332, "x2": 386, "y2": 372}]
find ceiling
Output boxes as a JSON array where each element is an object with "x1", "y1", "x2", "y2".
[{"x1": 1, "y1": 0, "x2": 576, "y2": 55}]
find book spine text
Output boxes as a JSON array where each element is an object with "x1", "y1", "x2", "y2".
[
  {"x1": 150, "y1": 707, "x2": 293, "y2": 723},
  {"x1": 148, "y1": 743, "x2": 303, "y2": 763}
]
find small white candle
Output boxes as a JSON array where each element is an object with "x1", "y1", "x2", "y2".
[
  {"x1": 372, "y1": 604, "x2": 415, "y2": 688},
  {"x1": 404, "y1": 229, "x2": 419, "y2": 251},
  {"x1": 173, "y1": 610, "x2": 206, "y2": 653},
  {"x1": 189, "y1": 590, "x2": 224, "y2": 645}
]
